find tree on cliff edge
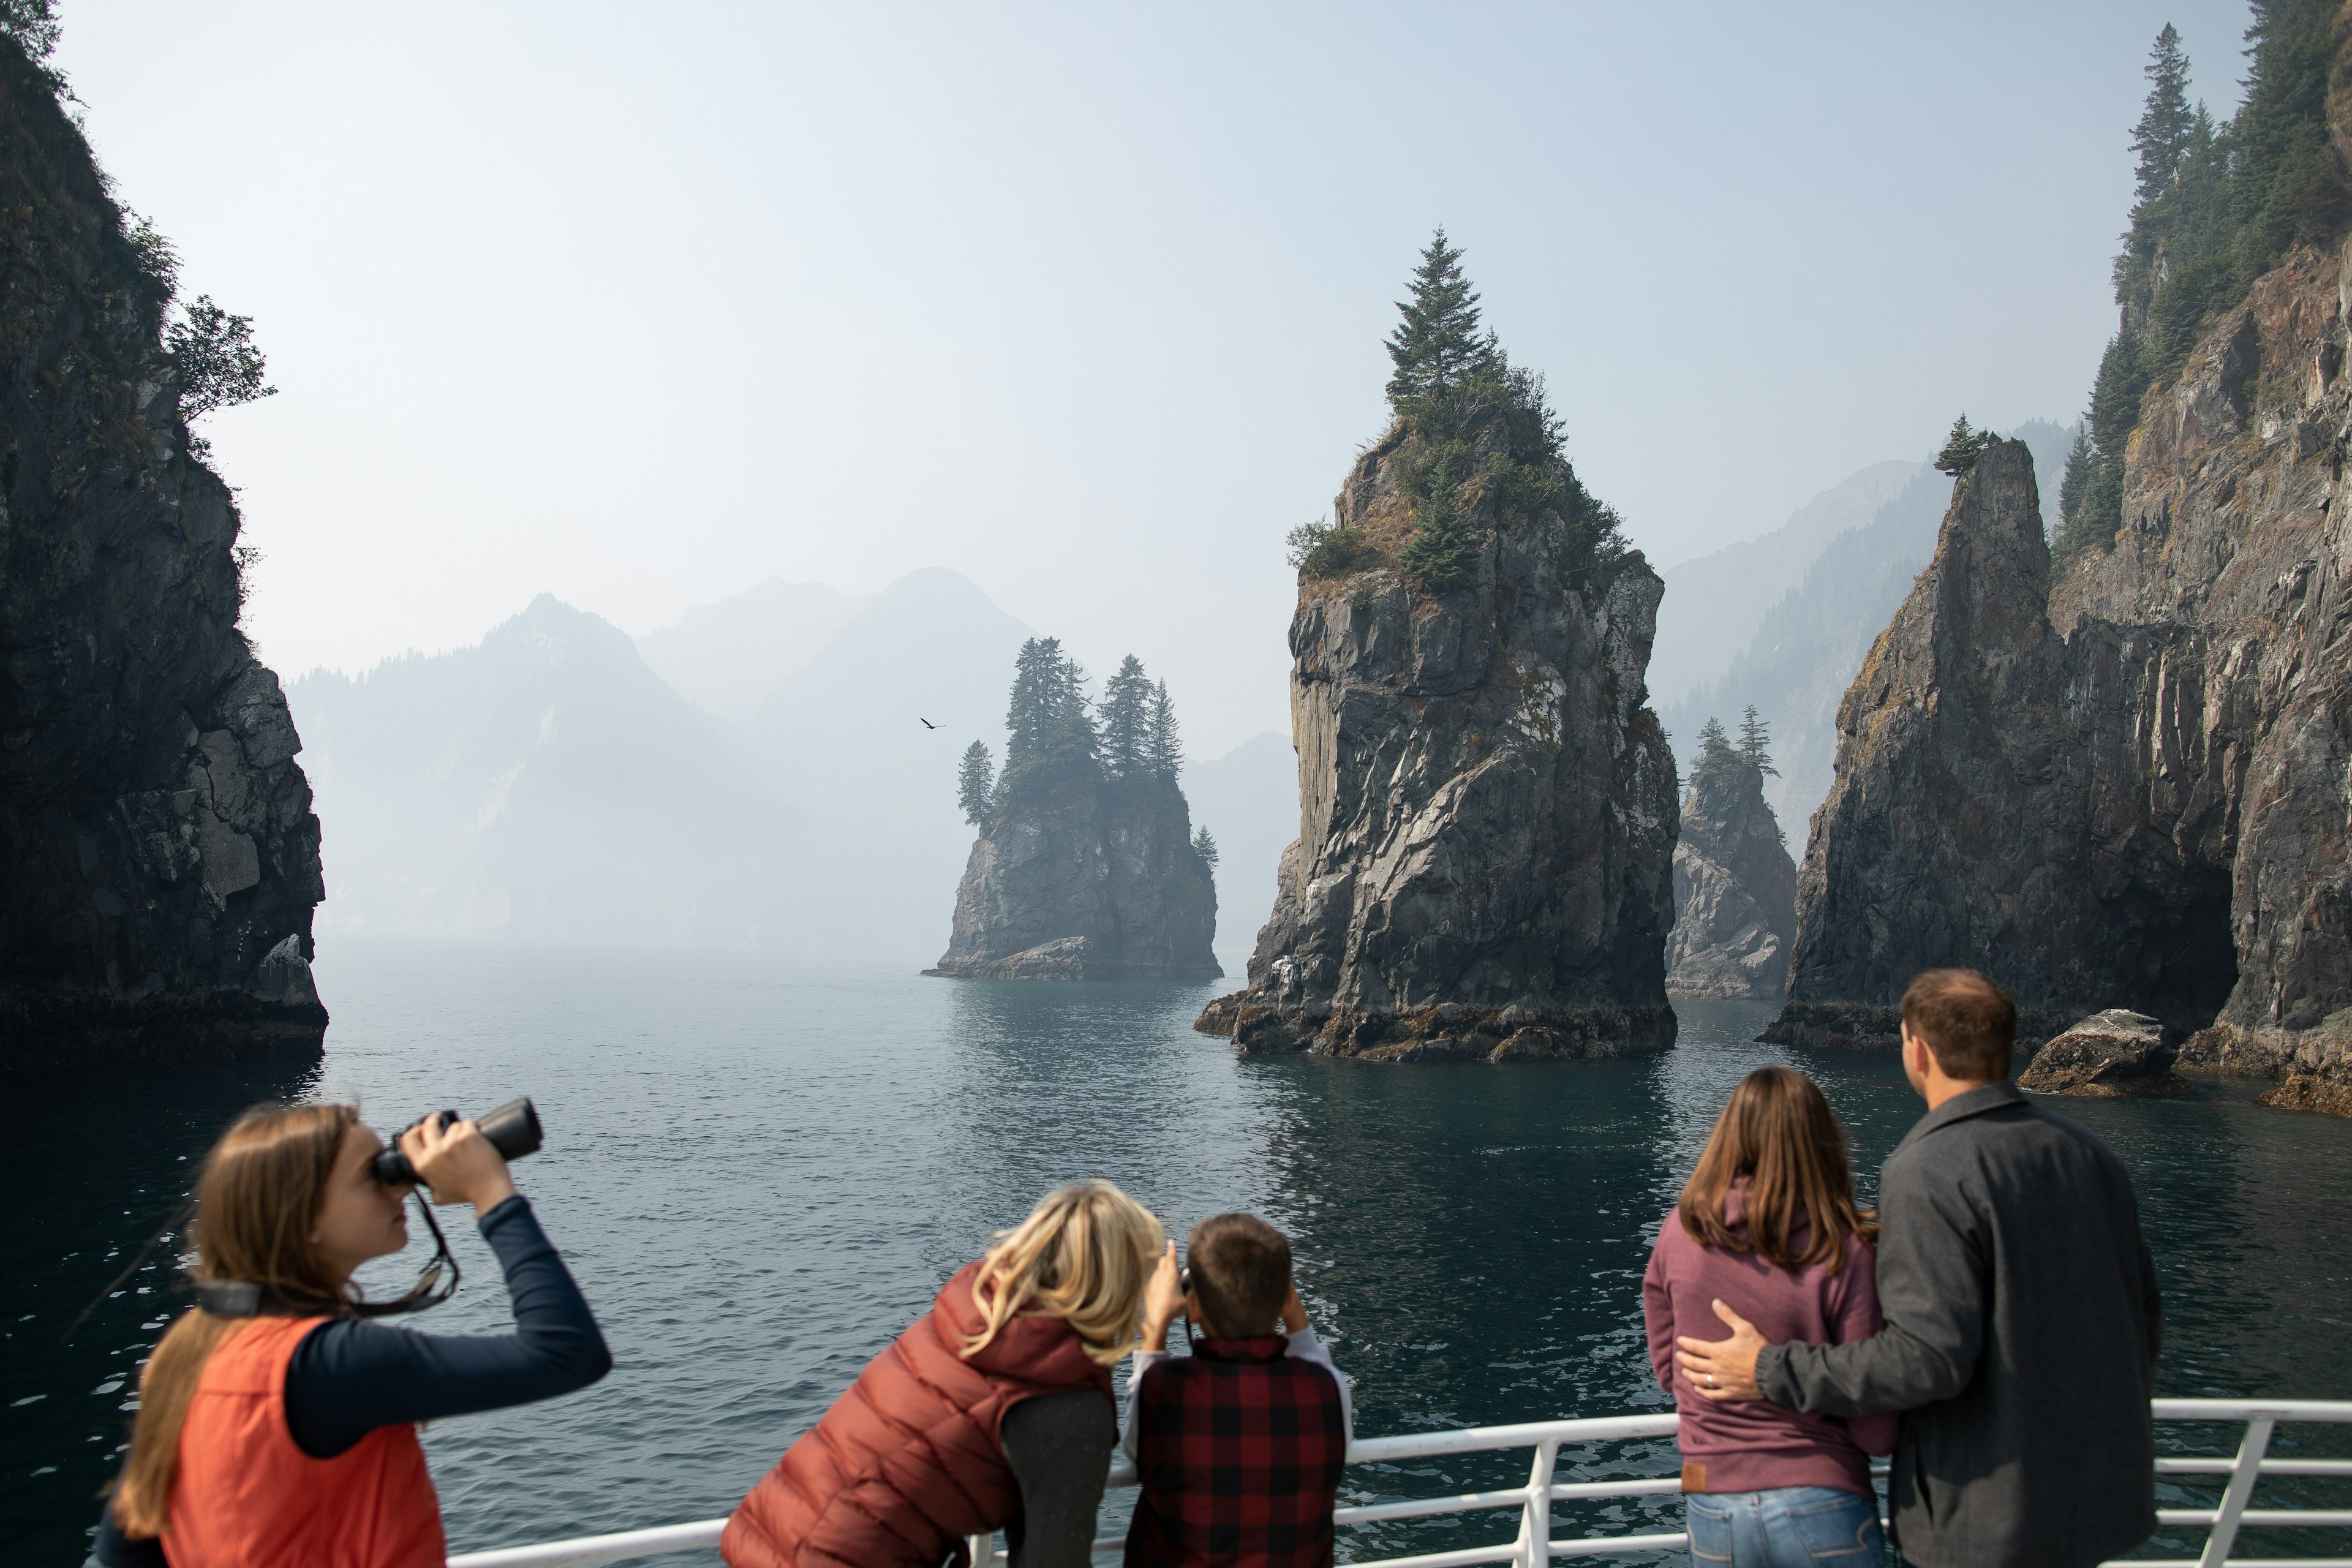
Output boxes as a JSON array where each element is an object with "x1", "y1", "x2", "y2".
[
  {"x1": 2131, "y1": 24, "x2": 2194, "y2": 206},
  {"x1": 1003, "y1": 638, "x2": 1099, "y2": 790},
  {"x1": 1385, "y1": 230, "x2": 1494, "y2": 409},
  {"x1": 957, "y1": 741, "x2": 995, "y2": 825},
  {"x1": 1935, "y1": 415, "x2": 1996, "y2": 477},
  {"x1": 1099, "y1": 655, "x2": 1153, "y2": 777},
  {"x1": 1737, "y1": 706, "x2": 1777, "y2": 777},
  {"x1": 1145, "y1": 680, "x2": 1182, "y2": 780}
]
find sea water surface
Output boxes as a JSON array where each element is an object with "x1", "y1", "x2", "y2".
[{"x1": 7, "y1": 942, "x2": 2351, "y2": 1564}]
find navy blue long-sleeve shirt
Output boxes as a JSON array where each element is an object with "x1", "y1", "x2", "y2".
[{"x1": 91, "y1": 1195, "x2": 609, "y2": 1567}]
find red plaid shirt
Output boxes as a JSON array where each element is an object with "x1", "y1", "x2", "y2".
[{"x1": 1123, "y1": 1335, "x2": 1348, "y2": 1568}]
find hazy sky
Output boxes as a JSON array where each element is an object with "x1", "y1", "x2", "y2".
[{"x1": 57, "y1": 1, "x2": 2252, "y2": 756}]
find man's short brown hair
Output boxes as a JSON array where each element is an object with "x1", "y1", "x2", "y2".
[
  {"x1": 1186, "y1": 1213, "x2": 1292, "y2": 1338},
  {"x1": 1901, "y1": 968, "x2": 2018, "y2": 1081}
]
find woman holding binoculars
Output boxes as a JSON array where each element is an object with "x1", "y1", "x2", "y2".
[{"x1": 92, "y1": 1101, "x2": 611, "y2": 1568}]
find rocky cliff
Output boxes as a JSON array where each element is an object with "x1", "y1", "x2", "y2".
[
  {"x1": 1768, "y1": 247, "x2": 2352, "y2": 1111},
  {"x1": 1193, "y1": 423, "x2": 1678, "y2": 1061},
  {"x1": 1667, "y1": 750, "x2": 1796, "y2": 1000},
  {"x1": 0, "y1": 45, "x2": 325, "y2": 1069},
  {"x1": 928, "y1": 773, "x2": 1219, "y2": 980}
]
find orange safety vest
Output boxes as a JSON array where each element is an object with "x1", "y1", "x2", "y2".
[{"x1": 162, "y1": 1316, "x2": 445, "y2": 1568}]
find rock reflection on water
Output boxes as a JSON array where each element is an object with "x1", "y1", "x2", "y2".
[{"x1": 4, "y1": 954, "x2": 2346, "y2": 1565}]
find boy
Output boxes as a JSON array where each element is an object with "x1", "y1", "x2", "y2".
[{"x1": 1121, "y1": 1213, "x2": 1354, "y2": 1568}]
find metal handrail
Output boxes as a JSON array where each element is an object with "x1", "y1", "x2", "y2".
[{"x1": 443, "y1": 1398, "x2": 2352, "y2": 1568}]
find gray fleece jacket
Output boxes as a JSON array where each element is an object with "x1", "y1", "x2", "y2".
[{"x1": 1757, "y1": 1081, "x2": 2162, "y2": 1568}]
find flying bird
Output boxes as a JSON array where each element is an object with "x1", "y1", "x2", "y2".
[{"x1": 919, "y1": 718, "x2": 937, "y2": 729}]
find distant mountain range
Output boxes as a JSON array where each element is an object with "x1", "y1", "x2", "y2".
[
  {"x1": 1656, "y1": 420, "x2": 2076, "y2": 830},
  {"x1": 288, "y1": 570, "x2": 1303, "y2": 960}
]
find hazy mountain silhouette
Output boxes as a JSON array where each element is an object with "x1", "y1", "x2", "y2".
[
  {"x1": 1185, "y1": 730, "x2": 1297, "y2": 959},
  {"x1": 637, "y1": 578, "x2": 875, "y2": 723},
  {"x1": 1651, "y1": 459, "x2": 1926, "y2": 710},
  {"x1": 290, "y1": 595, "x2": 794, "y2": 945}
]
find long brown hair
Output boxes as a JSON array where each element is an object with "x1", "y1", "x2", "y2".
[
  {"x1": 1677, "y1": 1066, "x2": 1875, "y2": 1276},
  {"x1": 964, "y1": 1180, "x2": 1163, "y2": 1367},
  {"x1": 111, "y1": 1102, "x2": 358, "y2": 1537}
]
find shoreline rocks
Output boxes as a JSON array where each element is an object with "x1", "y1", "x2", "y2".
[{"x1": 2018, "y1": 1009, "x2": 2188, "y2": 1098}]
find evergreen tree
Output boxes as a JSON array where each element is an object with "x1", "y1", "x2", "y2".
[
  {"x1": 1003, "y1": 637, "x2": 1099, "y2": 780},
  {"x1": 1384, "y1": 229, "x2": 1493, "y2": 409},
  {"x1": 1192, "y1": 826, "x2": 1218, "y2": 868},
  {"x1": 1144, "y1": 680, "x2": 1182, "y2": 779},
  {"x1": 1398, "y1": 481, "x2": 1479, "y2": 590},
  {"x1": 956, "y1": 741, "x2": 995, "y2": 826},
  {"x1": 2056, "y1": 424, "x2": 2094, "y2": 536},
  {"x1": 2228, "y1": 0, "x2": 2345, "y2": 276},
  {"x1": 0, "y1": 0, "x2": 61, "y2": 64},
  {"x1": 2131, "y1": 24, "x2": 2195, "y2": 206},
  {"x1": 1736, "y1": 706, "x2": 1777, "y2": 777},
  {"x1": 1934, "y1": 415, "x2": 1996, "y2": 477},
  {"x1": 1098, "y1": 655, "x2": 1152, "y2": 777},
  {"x1": 1692, "y1": 717, "x2": 1741, "y2": 789}
]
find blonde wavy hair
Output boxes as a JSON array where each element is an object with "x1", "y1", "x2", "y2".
[{"x1": 963, "y1": 1180, "x2": 1162, "y2": 1366}]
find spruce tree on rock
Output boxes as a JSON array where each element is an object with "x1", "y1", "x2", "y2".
[
  {"x1": 2132, "y1": 24, "x2": 2196, "y2": 206},
  {"x1": 2057, "y1": 424, "x2": 2094, "y2": 539},
  {"x1": 1003, "y1": 637, "x2": 1100, "y2": 784},
  {"x1": 1692, "y1": 717, "x2": 1740, "y2": 788},
  {"x1": 1099, "y1": 655, "x2": 1152, "y2": 778},
  {"x1": 1192, "y1": 826, "x2": 1218, "y2": 868},
  {"x1": 1935, "y1": 415, "x2": 1996, "y2": 477},
  {"x1": 1145, "y1": 680, "x2": 1182, "y2": 780},
  {"x1": 957, "y1": 741, "x2": 995, "y2": 825},
  {"x1": 1385, "y1": 228, "x2": 1494, "y2": 409},
  {"x1": 1736, "y1": 706, "x2": 1777, "y2": 776}
]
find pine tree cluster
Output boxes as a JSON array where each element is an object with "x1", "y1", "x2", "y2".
[
  {"x1": 1302, "y1": 230, "x2": 1626, "y2": 594},
  {"x1": 1691, "y1": 707, "x2": 1776, "y2": 790},
  {"x1": 2057, "y1": 7, "x2": 2346, "y2": 557},
  {"x1": 962, "y1": 640, "x2": 1187, "y2": 822}
]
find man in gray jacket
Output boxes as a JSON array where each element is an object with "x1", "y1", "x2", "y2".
[{"x1": 1676, "y1": 969, "x2": 2163, "y2": 1568}]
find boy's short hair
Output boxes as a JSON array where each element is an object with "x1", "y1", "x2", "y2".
[
  {"x1": 1901, "y1": 968, "x2": 2018, "y2": 1081},
  {"x1": 1186, "y1": 1213, "x2": 1291, "y2": 1337}
]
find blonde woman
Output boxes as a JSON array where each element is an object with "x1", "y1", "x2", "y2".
[
  {"x1": 93, "y1": 1101, "x2": 609, "y2": 1567},
  {"x1": 725, "y1": 1181, "x2": 1164, "y2": 1568}
]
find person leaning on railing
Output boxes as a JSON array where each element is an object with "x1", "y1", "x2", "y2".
[
  {"x1": 1676, "y1": 969, "x2": 2163, "y2": 1568},
  {"x1": 89, "y1": 1102, "x2": 612, "y2": 1568},
  {"x1": 722, "y1": 1181, "x2": 1164, "y2": 1568}
]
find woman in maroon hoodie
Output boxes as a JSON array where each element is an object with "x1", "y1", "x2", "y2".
[{"x1": 1643, "y1": 1066, "x2": 1898, "y2": 1566}]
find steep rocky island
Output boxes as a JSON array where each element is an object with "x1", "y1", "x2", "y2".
[
  {"x1": 0, "y1": 40, "x2": 325, "y2": 1070},
  {"x1": 1666, "y1": 714, "x2": 1796, "y2": 1000},
  {"x1": 1193, "y1": 235, "x2": 1678, "y2": 1060},
  {"x1": 1768, "y1": 18, "x2": 2352, "y2": 1113},
  {"x1": 929, "y1": 642, "x2": 1218, "y2": 980}
]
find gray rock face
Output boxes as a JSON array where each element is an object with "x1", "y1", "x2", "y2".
[
  {"x1": 2019, "y1": 1009, "x2": 2186, "y2": 1098},
  {"x1": 0, "y1": 48, "x2": 325, "y2": 1071},
  {"x1": 1193, "y1": 424, "x2": 1678, "y2": 1060},
  {"x1": 1667, "y1": 758, "x2": 1796, "y2": 999},
  {"x1": 929, "y1": 777, "x2": 1219, "y2": 981},
  {"x1": 1766, "y1": 237, "x2": 2352, "y2": 1116}
]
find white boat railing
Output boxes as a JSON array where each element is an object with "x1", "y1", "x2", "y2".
[{"x1": 444, "y1": 1398, "x2": 2352, "y2": 1568}]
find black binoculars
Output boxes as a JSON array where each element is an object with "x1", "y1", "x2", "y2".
[{"x1": 371, "y1": 1097, "x2": 543, "y2": 1186}]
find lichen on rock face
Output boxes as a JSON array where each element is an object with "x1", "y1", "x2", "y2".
[
  {"x1": 0, "y1": 40, "x2": 325, "y2": 1070},
  {"x1": 1194, "y1": 415, "x2": 1679, "y2": 1061}
]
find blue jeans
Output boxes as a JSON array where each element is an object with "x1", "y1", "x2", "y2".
[{"x1": 1684, "y1": 1485, "x2": 1885, "y2": 1567}]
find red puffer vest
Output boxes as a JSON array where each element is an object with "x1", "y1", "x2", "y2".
[{"x1": 722, "y1": 1262, "x2": 1115, "y2": 1568}]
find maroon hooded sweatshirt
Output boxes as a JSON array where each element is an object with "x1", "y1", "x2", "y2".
[{"x1": 1641, "y1": 1183, "x2": 1898, "y2": 1496}]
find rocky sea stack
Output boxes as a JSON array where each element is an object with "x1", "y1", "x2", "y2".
[
  {"x1": 0, "y1": 41, "x2": 325, "y2": 1071},
  {"x1": 1666, "y1": 715, "x2": 1796, "y2": 1000},
  {"x1": 1194, "y1": 234, "x2": 1677, "y2": 1060},
  {"x1": 929, "y1": 641, "x2": 1218, "y2": 981},
  {"x1": 1768, "y1": 251, "x2": 2352, "y2": 1112}
]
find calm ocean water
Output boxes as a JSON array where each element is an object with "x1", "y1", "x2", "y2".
[{"x1": 7, "y1": 941, "x2": 2350, "y2": 1564}]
